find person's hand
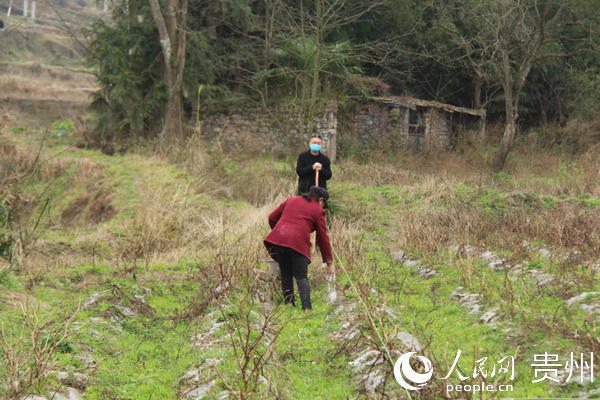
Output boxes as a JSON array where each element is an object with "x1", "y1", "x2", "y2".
[
  {"x1": 326, "y1": 263, "x2": 335, "y2": 280},
  {"x1": 313, "y1": 162, "x2": 322, "y2": 170}
]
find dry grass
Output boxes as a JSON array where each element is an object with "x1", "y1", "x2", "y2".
[
  {"x1": 390, "y1": 177, "x2": 600, "y2": 256},
  {"x1": 0, "y1": 62, "x2": 96, "y2": 103},
  {"x1": 61, "y1": 189, "x2": 116, "y2": 227},
  {"x1": 171, "y1": 133, "x2": 296, "y2": 206},
  {"x1": 0, "y1": 141, "x2": 69, "y2": 183},
  {"x1": 0, "y1": 303, "x2": 83, "y2": 400}
]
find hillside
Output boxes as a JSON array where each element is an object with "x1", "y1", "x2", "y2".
[
  {"x1": 0, "y1": 0, "x2": 100, "y2": 127},
  {"x1": 0, "y1": 125, "x2": 599, "y2": 399}
]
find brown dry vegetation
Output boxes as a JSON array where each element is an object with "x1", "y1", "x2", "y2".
[
  {"x1": 1, "y1": 119, "x2": 599, "y2": 399},
  {"x1": 0, "y1": 62, "x2": 97, "y2": 103}
]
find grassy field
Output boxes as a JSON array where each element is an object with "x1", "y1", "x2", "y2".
[{"x1": 0, "y1": 124, "x2": 599, "y2": 399}]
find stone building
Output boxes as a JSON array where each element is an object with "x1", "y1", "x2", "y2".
[
  {"x1": 200, "y1": 102, "x2": 338, "y2": 160},
  {"x1": 353, "y1": 96, "x2": 486, "y2": 152},
  {"x1": 199, "y1": 96, "x2": 485, "y2": 160}
]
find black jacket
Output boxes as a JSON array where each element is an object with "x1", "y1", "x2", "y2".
[{"x1": 296, "y1": 151, "x2": 332, "y2": 194}]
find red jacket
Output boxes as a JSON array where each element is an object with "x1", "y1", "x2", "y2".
[{"x1": 264, "y1": 196, "x2": 333, "y2": 264}]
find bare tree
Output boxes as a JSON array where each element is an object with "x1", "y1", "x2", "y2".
[
  {"x1": 270, "y1": 0, "x2": 385, "y2": 143},
  {"x1": 149, "y1": 0, "x2": 189, "y2": 149},
  {"x1": 440, "y1": 0, "x2": 570, "y2": 171}
]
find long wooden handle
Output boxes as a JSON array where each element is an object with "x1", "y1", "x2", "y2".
[{"x1": 315, "y1": 169, "x2": 320, "y2": 187}]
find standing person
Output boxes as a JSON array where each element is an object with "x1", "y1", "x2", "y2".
[
  {"x1": 296, "y1": 136, "x2": 332, "y2": 195},
  {"x1": 263, "y1": 186, "x2": 335, "y2": 311}
]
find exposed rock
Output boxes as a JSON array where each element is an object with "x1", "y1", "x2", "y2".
[
  {"x1": 396, "y1": 331, "x2": 422, "y2": 352},
  {"x1": 448, "y1": 243, "x2": 479, "y2": 256},
  {"x1": 332, "y1": 321, "x2": 360, "y2": 341},
  {"x1": 378, "y1": 304, "x2": 399, "y2": 320},
  {"x1": 334, "y1": 301, "x2": 357, "y2": 315},
  {"x1": 415, "y1": 265, "x2": 437, "y2": 279},
  {"x1": 217, "y1": 391, "x2": 229, "y2": 400},
  {"x1": 57, "y1": 372, "x2": 88, "y2": 390},
  {"x1": 21, "y1": 396, "x2": 47, "y2": 400},
  {"x1": 566, "y1": 292, "x2": 599, "y2": 306},
  {"x1": 555, "y1": 367, "x2": 594, "y2": 386},
  {"x1": 528, "y1": 269, "x2": 555, "y2": 287},
  {"x1": 392, "y1": 250, "x2": 436, "y2": 278},
  {"x1": 66, "y1": 388, "x2": 83, "y2": 400},
  {"x1": 117, "y1": 305, "x2": 135, "y2": 317},
  {"x1": 464, "y1": 245, "x2": 478, "y2": 256},
  {"x1": 262, "y1": 301, "x2": 276, "y2": 312},
  {"x1": 258, "y1": 375, "x2": 269, "y2": 386},
  {"x1": 521, "y1": 240, "x2": 532, "y2": 250},
  {"x1": 47, "y1": 392, "x2": 69, "y2": 400},
  {"x1": 141, "y1": 286, "x2": 152, "y2": 297},
  {"x1": 480, "y1": 250, "x2": 507, "y2": 271},
  {"x1": 133, "y1": 294, "x2": 146, "y2": 304},
  {"x1": 392, "y1": 250, "x2": 408, "y2": 263},
  {"x1": 204, "y1": 358, "x2": 224, "y2": 368},
  {"x1": 191, "y1": 320, "x2": 226, "y2": 348},
  {"x1": 536, "y1": 247, "x2": 552, "y2": 258},
  {"x1": 75, "y1": 354, "x2": 96, "y2": 366},
  {"x1": 510, "y1": 264, "x2": 524, "y2": 276},
  {"x1": 578, "y1": 388, "x2": 600, "y2": 398},
  {"x1": 186, "y1": 380, "x2": 216, "y2": 400},
  {"x1": 579, "y1": 303, "x2": 600, "y2": 314},
  {"x1": 359, "y1": 371, "x2": 385, "y2": 393},
  {"x1": 479, "y1": 307, "x2": 499, "y2": 324},
  {"x1": 180, "y1": 368, "x2": 200, "y2": 384},
  {"x1": 451, "y1": 287, "x2": 483, "y2": 315},
  {"x1": 82, "y1": 290, "x2": 108, "y2": 310},
  {"x1": 348, "y1": 349, "x2": 383, "y2": 371}
]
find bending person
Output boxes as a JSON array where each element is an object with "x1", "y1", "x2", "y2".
[{"x1": 264, "y1": 186, "x2": 335, "y2": 311}]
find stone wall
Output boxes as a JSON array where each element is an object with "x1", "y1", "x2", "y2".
[
  {"x1": 355, "y1": 102, "x2": 388, "y2": 143},
  {"x1": 200, "y1": 100, "x2": 454, "y2": 159},
  {"x1": 201, "y1": 102, "x2": 337, "y2": 160},
  {"x1": 423, "y1": 108, "x2": 451, "y2": 151},
  {"x1": 353, "y1": 102, "x2": 451, "y2": 152}
]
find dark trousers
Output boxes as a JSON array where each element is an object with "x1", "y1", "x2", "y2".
[{"x1": 269, "y1": 244, "x2": 312, "y2": 310}]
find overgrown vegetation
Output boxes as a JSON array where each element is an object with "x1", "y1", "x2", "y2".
[
  {"x1": 2, "y1": 1, "x2": 599, "y2": 398},
  {"x1": 0, "y1": 123, "x2": 598, "y2": 398},
  {"x1": 84, "y1": 0, "x2": 600, "y2": 169}
]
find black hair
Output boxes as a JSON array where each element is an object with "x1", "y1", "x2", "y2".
[
  {"x1": 300, "y1": 192, "x2": 315, "y2": 201},
  {"x1": 300, "y1": 189, "x2": 328, "y2": 208},
  {"x1": 311, "y1": 135, "x2": 323, "y2": 140}
]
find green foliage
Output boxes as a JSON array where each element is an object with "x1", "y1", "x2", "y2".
[
  {"x1": 0, "y1": 194, "x2": 14, "y2": 260},
  {"x1": 9, "y1": 126, "x2": 29, "y2": 134},
  {"x1": 0, "y1": 268, "x2": 20, "y2": 289},
  {"x1": 578, "y1": 194, "x2": 600, "y2": 208},
  {"x1": 84, "y1": 3, "x2": 167, "y2": 144},
  {"x1": 84, "y1": 0, "x2": 599, "y2": 151},
  {"x1": 51, "y1": 119, "x2": 75, "y2": 136}
]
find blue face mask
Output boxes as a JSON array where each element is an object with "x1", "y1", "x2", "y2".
[{"x1": 310, "y1": 143, "x2": 321, "y2": 153}]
